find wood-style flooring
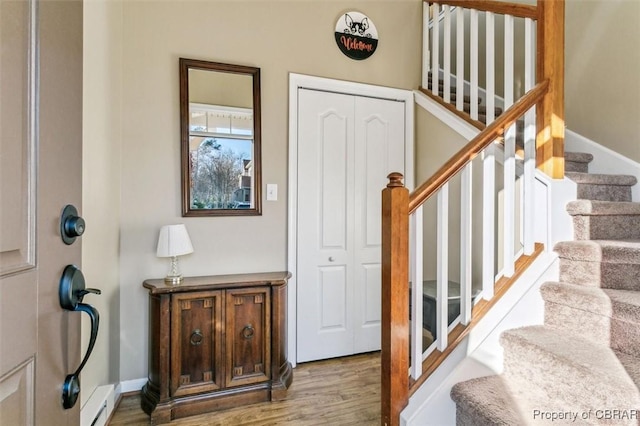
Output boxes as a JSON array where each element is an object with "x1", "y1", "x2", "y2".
[{"x1": 108, "y1": 352, "x2": 380, "y2": 426}]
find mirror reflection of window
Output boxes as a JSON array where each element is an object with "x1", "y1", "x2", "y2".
[{"x1": 188, "y1": 104, "x2": 254, "y2": 210}]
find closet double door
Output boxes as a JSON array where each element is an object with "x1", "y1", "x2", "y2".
[{"x1": 297, "y1": 89, "x2": 406, "y2": 362}]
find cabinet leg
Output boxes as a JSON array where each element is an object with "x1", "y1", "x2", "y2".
[{"x1": 271, "y1": 362, "x2": 293, "y2": 401}]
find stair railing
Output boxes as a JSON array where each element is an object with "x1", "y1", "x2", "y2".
[{"x1": 381, "y1": 1, "x2": 565, "y2": 425}]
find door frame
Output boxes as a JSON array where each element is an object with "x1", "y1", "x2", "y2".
[{"x1": 287, "y1": 73, "x2": 414, "y2": 365}]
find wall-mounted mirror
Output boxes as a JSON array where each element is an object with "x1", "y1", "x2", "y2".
[{"x1": 180, "y1": 58, "x2": 261, "y2": 216}]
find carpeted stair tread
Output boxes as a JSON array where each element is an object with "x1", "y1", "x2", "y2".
[
  {"x1": 541, "y1": 281, "x2": 640, "y2": 322},
  {"x1": 450, "y1": 375, "x2": 547, "y2": 426},
  {"x1": 422, "y1": 87, "x2": 476, "y2": 104},
  {"x1": 565, "y1": 151, "x2": 593, "y2": 172},
  {"x1": 566, "y1": 199, "x2": 640, "y2": 216},
  {"x1": 566, "y1": 172, "x2": 637, "y2": 186},
  {"x1": 500, "y1": 326, "x2": 640, "y2": 416},
  {"x1": 501, "y1": 326, "x2": 638, "y2": 385},
  {"x1": 566, "y1": 200, "x2": 640, "y2": 240},
  {"x1": 566, "y1": 172, "x2": 635, "y2": 202},
  {"x1": 564, "y1": 151, "x2": 594, "y2": 164},
  {"x1": 462, "y1": 102, "x2": 503, "y2": 116},
  {"x1": 554, "y1": 239, "x2": 640, "y2": 263}
]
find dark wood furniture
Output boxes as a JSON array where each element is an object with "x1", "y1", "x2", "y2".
[{"x1": 141, "y1": 272, "x2": 292, "y2": 424}]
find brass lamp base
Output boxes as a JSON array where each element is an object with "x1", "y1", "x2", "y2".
[{"x1": 164, "y1": 274, "x2": 183, "y2": 285}]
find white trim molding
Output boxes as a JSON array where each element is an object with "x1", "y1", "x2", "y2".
[{"x1": 287, "y1": 73, "x2": 415, "y2": 366}]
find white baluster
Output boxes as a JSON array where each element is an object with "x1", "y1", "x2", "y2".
[
  {"x1": 443, "y1": 6, "x2": 451, "y2": 103},
  {"x1": 470, "y1": 9, "x2": 479, "y2": 120},
  {"x1": 485, "y1": 11, "x2": 495, "y2": 124},
  {"x1": 437, "y1": 184, "x2": 449, "y2": 351},
  {"x1": 432, "y1": 3, "x2": 440, "y2": 96},
  {"x1": 482, "y1": 144, "x2": 495, "y2": 300},
  {"x1": 503, "y1": 14, "x2": 515, "y2": 277},
  {"x1": 523, "y1": 17, "x2": 536, "y2": 255},
  {"x1": 460, "y1": 163, "x2": 472, "y2": 325},
  {"x1": 422, "y1": 2, "x2": 431, "y2": 89},
  {"x1": 456, "y1": 6, "x2": 464, "y2": 111},
  {"x1": 410, "y1": 207, "x2": 424, "y2": 379}
]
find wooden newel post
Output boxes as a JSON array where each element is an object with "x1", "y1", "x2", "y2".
[
  {"x1": 536, "y1": 0, "x2": 565, "y2": 178},
  {"x1": 381, "y1": 172, "x2": 410, "y2": 426}
]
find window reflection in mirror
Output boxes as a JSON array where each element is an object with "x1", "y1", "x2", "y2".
[{"x1": 180, "y1": 59, "x2": 261, "y2": 216}]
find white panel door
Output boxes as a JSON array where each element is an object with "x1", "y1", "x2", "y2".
[
  {"x1": 353, "y1": 96, "x2": 405, "y2": 353},
  {"x1": 297, "y1": 89, "x2": 355, "y2": 362},
  {"x1": 297, "y1": 89, "x2": 405, "y2": 362}
]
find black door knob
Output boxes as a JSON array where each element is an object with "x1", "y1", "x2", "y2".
[{"x1": 60, "y1": 204, "x2": 85, "y2": 245}]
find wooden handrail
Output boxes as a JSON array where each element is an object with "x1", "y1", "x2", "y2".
[
  {"x1": 408, "y1": 79, "x2": 549, "y2": 214},
  {"x1": 426, "y1": 0, "x2": 538, "y2": 20}
]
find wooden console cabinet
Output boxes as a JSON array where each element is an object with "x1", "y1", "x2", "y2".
[{"x1": 141, "y1": 272, "x2": 292, "y2": 423}]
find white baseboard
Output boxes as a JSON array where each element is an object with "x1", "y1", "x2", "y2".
[
  {"x1": 79, "y1": 378, "x2": 146, "y2": 426},
  {"x1": 117, "y1": 377, "x2": 147, "y2": 394},
  {"x1": 81, "y1": 384, "x2": 116, "y2": 426}
]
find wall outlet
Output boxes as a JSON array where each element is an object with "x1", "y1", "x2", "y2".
[{"x1": 266, "y1": 184, "x2": 277, "y2": 201}]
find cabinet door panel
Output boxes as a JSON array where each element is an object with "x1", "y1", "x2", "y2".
[
  {"x1": 226, "y1": 288, "x2": 270, "y2": 387},
  {"x1": 171, "y1": 291, "x2": 223, "y2": 397}
]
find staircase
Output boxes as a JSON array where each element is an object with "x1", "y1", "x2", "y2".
[{"x1": 451, "y1": 151, "x2": 640, "y2": 425}]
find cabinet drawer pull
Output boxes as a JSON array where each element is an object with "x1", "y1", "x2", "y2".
[
  {"x1": 242, "y1": 324, "x2": 255, "y2": 339},
  {"x1": 190, "y1": 329, "x2": 203, "y2": 346}
]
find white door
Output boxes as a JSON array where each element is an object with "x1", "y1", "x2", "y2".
[
  {"x1": 297, "y1": 89, "x2": 405, "y2": 362},
  {"x1": 1, "y1": 1, "x2": 84, "y2": 425}
]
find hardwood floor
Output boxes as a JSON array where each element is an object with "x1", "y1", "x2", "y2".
[{"x1": 109, "y1": 352, "x2": 380, "y2": 425}]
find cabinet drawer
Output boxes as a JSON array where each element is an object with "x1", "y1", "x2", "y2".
[
  {"x1": 171, "y1": 291, "x2": 224, "y2": 397},
  {"x1": 225, "y1": 288, "x2": 270, "y2": 387}
]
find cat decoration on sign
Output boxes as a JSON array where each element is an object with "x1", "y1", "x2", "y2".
[{"x1": 334, "y1": 11, "x2": 379, "y2": 60}]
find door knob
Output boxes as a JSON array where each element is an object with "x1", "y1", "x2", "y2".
[
  {"x1": 59, "y1": 265, "x2": 100, "y2": 409},
  {"x1": 328, "y1": 257, "x2": 335, "y2": 262},
  {"x1": 60, "y1": 204, "x2": 86, "y2": 245}
]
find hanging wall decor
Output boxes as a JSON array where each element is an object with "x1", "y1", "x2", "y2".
[{"x1": 334, "y1": 11, "x2": 379, "y2": 60}]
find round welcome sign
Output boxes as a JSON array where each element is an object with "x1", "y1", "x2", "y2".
[{"x1": 334, "y1": 11, "x2": 379, "y2": 60}]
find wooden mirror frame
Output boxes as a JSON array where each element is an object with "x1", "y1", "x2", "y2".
[{"x1": 180, "y1": 58, "x2": 262, "y2": 217}]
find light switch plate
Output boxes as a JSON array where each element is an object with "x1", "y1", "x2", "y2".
[{"x1": 266, "y1": 184, "x2": 278, "y2": 201}]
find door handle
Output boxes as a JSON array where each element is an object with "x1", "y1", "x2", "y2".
[{"x1": 59, "y1": 265, "x2": 101, "y2": 409}]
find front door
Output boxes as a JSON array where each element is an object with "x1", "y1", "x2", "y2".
[
  {"x1": 0, "y1": 1, "x2": 83, "y2": 425},
  {"x1": 296, "y1": 88, "x2": 405, "y2": 362}
]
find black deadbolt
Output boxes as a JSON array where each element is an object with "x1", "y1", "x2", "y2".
[{"x1": 60, "y1": 204, "x2": 85, "y2": 245}]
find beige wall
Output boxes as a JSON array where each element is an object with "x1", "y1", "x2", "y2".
[
  {"x1": 80, "y1": 0, "x2": 640, "y2": 390},
  {"x1": 82, "y1": 0, "x2": 123, "y2": 406},
  {"x1": 565, "y1": 0, "x2": 640, "y2": 163},
  {"x1": 115, "y1": 0, "x2": 421, "y2": 381}
]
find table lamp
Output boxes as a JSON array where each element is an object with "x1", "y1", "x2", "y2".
[{"x1": 156, "y1": 224, "x2": 194, "y2": 285}]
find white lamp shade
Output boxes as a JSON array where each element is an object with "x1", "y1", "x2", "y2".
[{"x1": 156, "y1": 224, "x2": 194, "y2": 257}]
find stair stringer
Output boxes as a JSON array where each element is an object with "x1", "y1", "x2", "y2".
[{"x1": 401, "y1": 254, "x2": 557, "y2": 426}]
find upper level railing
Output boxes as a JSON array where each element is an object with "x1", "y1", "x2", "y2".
[{"x1": 381, "y1": 1, "x2": 565, "y2": 425}]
